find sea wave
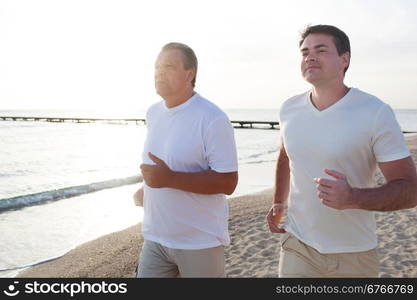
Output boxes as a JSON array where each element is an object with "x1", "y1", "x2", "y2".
[
  {"x1": 0, "y1": 175, "x2": 142, "y2": 212},
  {"x1": 239, "y1": 148, "x2": 278, "y2": 164},
  {"x1": 0, "y1": 146, "x2": 278, "y2": 213},
  {"x1": 244, "y1": 159, "x2": 277, "y2": 165}
]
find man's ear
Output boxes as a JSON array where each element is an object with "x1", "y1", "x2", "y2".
[
  {"x1": 187, "y1": 68, "x2": 196, "y2": 83},
  {"x1": 341, "y1": 52, "x2": 350, "y2": 70}
]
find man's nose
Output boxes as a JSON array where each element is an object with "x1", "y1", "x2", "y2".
[
  {"x1": 304, "y1": 53, "x2": 318, "y2": 62},
  {"x1": 155, "y1": 70, "x2": 165, "y2": 79},
  {"x1": 155, "y1": 66, "x2": 165, "y2": 75}
]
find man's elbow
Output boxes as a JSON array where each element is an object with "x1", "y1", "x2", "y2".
[
  {"x1": 405, "y1": 178, "x2": 417, "y2": 209},
  {"x1": 223, "y1": 172, "x2": 238, "y2": 195},
  {"x1": 411, "y1": 181, "x2": 417, "y2": 208}
]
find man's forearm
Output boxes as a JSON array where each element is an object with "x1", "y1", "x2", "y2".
[
  {"x1": 273, "y1": 147, "x2": 290, "y2": 204},
  {"x1": 352, "y1": 179, "x2": 417, "y2": 211},
  {"x1": 167, "y1": 170, "x2": 238, "y2": 195}
]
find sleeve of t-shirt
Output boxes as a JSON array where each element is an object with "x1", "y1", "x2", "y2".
[
  {"x1": 279, "y1": 103, "x2": 285, "y2": 146},
  {"x1": 141, "y1": 104, "x2": 156, "y2": 165},
  {"x1": 204, "y1": 114, "x2": 238, "y2": 173},
  {"x1": 141, "y1": 109, "x2": 150, "y2": 165},
  {"x1": 372, "y1": 104, "x2": 410, "y2": 162}
]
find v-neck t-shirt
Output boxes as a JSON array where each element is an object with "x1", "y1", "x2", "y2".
[{"x1": 280, "y1": 87, "x2": 410, "y2": 253}]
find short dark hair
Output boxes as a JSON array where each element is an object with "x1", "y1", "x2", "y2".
[
  {"x1": 161, "y1": 42, "x2": 198, "y2": 87},
  {"x1": 299, "y1": 25, "x2": 351, "y2": 73}
]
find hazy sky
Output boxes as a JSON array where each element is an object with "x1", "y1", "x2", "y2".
[{"x1": 1, "y1": 0, "x2": 417, "y2": 111}]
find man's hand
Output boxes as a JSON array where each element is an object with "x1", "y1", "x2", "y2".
[
  {"x1": 266, "y1": 203, "x2": 286, "y2": 233},
  {"x1": 133, "y1": 186, "x2": 144, "y2": 206},
  {"x1": 140, "y1": 152, "x2": 174, "y2": 188},
  {"x1": 314, "y1": 168, "x2": 355, "y2": 210}
]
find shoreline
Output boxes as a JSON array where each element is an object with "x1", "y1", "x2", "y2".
[
  {"x1": 15, "y1": 135, "x2": 417, "y2": 277},
  {"x1": 1, "y1": 158, "x2": 276, "y2": 278},
  {"x1": 16, "y1": 188, "x2": 276, "y2": 278}
]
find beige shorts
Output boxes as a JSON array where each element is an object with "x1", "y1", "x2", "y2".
[
  {"x1": 278, "y1": 232, "x2": 379, "y2": 277},
  {"x1": 137, "y1": 240, "x2": 225, "y2": 278}
]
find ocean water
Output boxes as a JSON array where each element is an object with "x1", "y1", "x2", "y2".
[
  {"x1": 0, "y1": 108, "x2": 416, "y2": 276},
  {"x1": 1, "y1": 108, "x2": 417, "y2": 211},
  {"x1": 0, "y1": 109, "x2": 284, "y2": 211},
  {"x1": 0, "y1": 109, "x2": 281, "y2": 276}
]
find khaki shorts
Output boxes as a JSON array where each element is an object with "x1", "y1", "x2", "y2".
[
  {"x1": 278, "y1": 232, "x2": 379, "y2": 277},
  {"x1": 137, "y1": 240, "x2": 225, "y2": 278}
]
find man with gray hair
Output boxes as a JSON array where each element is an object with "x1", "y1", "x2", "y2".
[{"x1": 133, "y1": 42, "x2": 238, "y2": 277}]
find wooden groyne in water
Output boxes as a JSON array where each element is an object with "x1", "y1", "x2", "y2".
[
  {"x1": 2, "y1": 116, "x2": 417, "y2": 133},
  {"x1": 0, "y1": 116, "x2": 146, "y2": 125},
  {"x1": 231, "y1": 120, "x2": 279, "y2": 129},
  {"x1": 0, "y1": 116, "x2": 280, "y2": 129}
]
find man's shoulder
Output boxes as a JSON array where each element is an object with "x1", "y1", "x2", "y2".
[
  {"x1": 146, "y1": 100, "x2": 164, "y2": 116},
  {"x1": 348, "y1": 88, "x2": 388, "y2": 110},
  {"x1": 193, "y1": 94, "x2": 229, "y2": 120},
  {"x1": 280, "y1": 91, "x2": 309, "y2": 112}
]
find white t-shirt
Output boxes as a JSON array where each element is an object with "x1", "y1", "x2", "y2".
[
  {"x1": 141, "y1": 93, "x2": 238, "y2": 249},
  {"x1": 280, "y1": 88, "x2": 410, "y2": 253}
]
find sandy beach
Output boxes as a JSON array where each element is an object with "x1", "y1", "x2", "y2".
[{"x1": 17, "y1": 135, "x2": 417, "y2": 278}]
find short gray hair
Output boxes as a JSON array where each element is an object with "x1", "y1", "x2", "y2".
[{"x1": 161, "y1": 42, "x2": 198, "y2": 87}]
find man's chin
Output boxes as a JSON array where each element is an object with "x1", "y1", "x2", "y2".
[
  {"x1": 303, "y1": 74, "x2": 321, "y2": 85},
  {"x1": 155, "y1": 88, "x2": 169, "y2": 98}
]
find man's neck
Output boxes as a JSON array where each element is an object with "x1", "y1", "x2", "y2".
[
  {"x1": 310, "y1": 81, "x2": 349, "y2": 111},
  {"x1": 164, "y1": 89, "x2": 195, "y2": 108}
]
